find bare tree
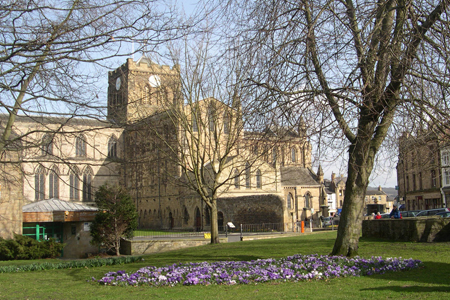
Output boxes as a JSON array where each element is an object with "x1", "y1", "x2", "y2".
[{"x1": 218, "y1": 0, "x2": 450, "y2": 255}]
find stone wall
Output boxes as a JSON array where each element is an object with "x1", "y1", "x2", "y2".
[
  {"x1": 120, "y1": 237, "x2": 227, "y2": 255},
  {"x1": 362, "y1": 218, "x2": 450, "y2": 242}
]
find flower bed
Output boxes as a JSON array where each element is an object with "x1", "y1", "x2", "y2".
[{"x1": 93, "y1": 254, "x2": 422, "y2": 286}]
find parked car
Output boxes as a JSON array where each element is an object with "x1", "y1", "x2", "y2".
[
  {"x1": 436, "y1": 211, "x2": 450, "y2": 218},
  {"x1": 322, "y1": 217, "x2": 339, "y2": 227},
  {"x1": 415, "y1": 208, "x2": 450, "y2": 217},
  {"x1": 380, "y1": 213, "x2": 391, "y2": 219},
  {"x1": 400, "y1": 210, "x2": 421, "y2": 218}
]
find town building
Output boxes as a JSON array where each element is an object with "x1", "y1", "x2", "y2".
[{"x1": 397, "y1": 131, "x2": 445, "y2": 211}]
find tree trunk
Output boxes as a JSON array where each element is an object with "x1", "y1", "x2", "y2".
[
  {"x1": 331, "y1": 140, "x2": 374, "y2": 256},
  {"x1": 210, "y1": 199, "x2": 220, "y2": 244}
]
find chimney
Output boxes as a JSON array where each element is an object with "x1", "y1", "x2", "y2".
[
  {"x1": 331, "y1": 172, "x2": 335, "y2": 181},
  {"x1": 378, "y1": 186, "x2": 382, "y2": 191}
]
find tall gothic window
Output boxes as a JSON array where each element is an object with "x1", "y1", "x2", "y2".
[
  {"x1": 234, "y1": 168, "x2": 240, "y2": 189},
  {"x1": 70, "y1": 167, "x2": 80, "y2": 201},
  {"x1": 223, "y1": 113, "x2": 230, "y2": 134},
  {"x1": 108, "y1": 136, "x2": 117, "y2": 158},
  {"x1": 41, "y1": 134, "x2": 53, "y2": 156},
  {"x1": 82, "y1": 167, "x2": 93, "y2": 202},
  {"x1": 34, "y1": 166, "x2": 45, "y2": 200},
  {"x1": 208, "y1": 106, "x2": 215, "y2": 132},
  {"x1": 305, "y1": 193, "x2": 311, "y2": 208},
  {"x1": 76, "y1": 134, "x2": 86, "y2": 157},
  {"x1": 287, "y1": 193, "x2": 292, "y2": 209},
  {"x1": 49, "y1": 166, "x2": 59, "y2": 199},
  {"x1": 291, "y1": 147, "x2": 296, "y2": 162},
  {"x1": 142, "y1": 85, "x2": 150, "y2": 104},
  {"x1": 256, "y1": 169, "x2": 262, "y2": 189},
  {"x1": 245, "y1": 162, "x2": 251, "y2": 189}
]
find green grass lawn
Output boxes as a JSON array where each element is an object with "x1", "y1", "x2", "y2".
[{"x1": 1, "y1": 231, "x2": 449, "y2": 299}]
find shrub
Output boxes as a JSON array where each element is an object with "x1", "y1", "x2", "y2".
[{"x1": 0, "y1": 234, "x2": 65, "y2": 261}]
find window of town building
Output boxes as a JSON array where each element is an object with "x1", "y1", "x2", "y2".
[
  {"x1": 431, "y1": 170, "x2": 437, "y2": 187},
  {"x1": 272, "y1": 148, "x2": 277, "y2": 164},
  {"x1": 76, "y1": 134, "x2": 87, "y2": 157},
  {"x1": 82, "y1": 167, "x2": 93, "y2": 201},
  {"x1": 70, "y1": 170, "x2": 80, "y2": 201},
  {"x1": 108, "y1": 136, "x2": 117, "y2": 158},
  {"x1": 445, "y1": 169, "x2": 450, "y2": 186},
  {"x1": 406, "y1": 175, "x2": 410, "y2": 191},
  {"x1": 442, "y1": 151, "x2": 450, "y2": 166},
  {"x1": 412, "y1": 174, "x2": 416, "y2": 190},
  {"x1": 256, "y1": 169, "x2": 262, "y2": 189},
  {"x1": 245, "y1": 163, "x2": 251, "y2": 189},
  {"x1": 234, "y1": 169, "x2": 240, "y2": 189},
  {"x1": 41, "y1": 134, "x2": 53, "y2": 156},
  {"x1": 419, "y1": 172, "x2": 422, "y2": 190},
  {"x1": 291, "y1": 147, "x2": 296, "y2": 162},
  {"x1": 49, "y1": 166, "x2": 59, "y2": 199},
  {"x1": 34, "y1": 166, "x2": 45, "y2": 200}
]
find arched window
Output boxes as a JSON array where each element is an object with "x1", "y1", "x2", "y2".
[
  {"x1": 82, "y1": 167, "x2": 93, "y2": 202},
  {"x1": 256, "y1": 169, "x2": 262, "y2": 189},
  {"x1": 142, "y1": 85, "x2": 150, "y2": 104},
  {"x1": 49, "y1": 166, "x2": 59, "y2": 199},
  {"x1": 223, "y1": 113, "x2": 230, "y2": 134},
  {"x1": 41, "y1": 134, "x2": 53, "y2": 156},
  {"x1": 208, "y1": 106, "x2": 215, "y2": 132},
  {"x1": 234, "y1": 168, "x2": 240, "y2": 189},
  {"x1": 245, "y1": 162, "x2": 251, "y2": 189},
  {"x1": 34, "y1": 166, "x2": 45, "y2": 200},
  {"x1": 305, "y1": 193, "x2": 311, "y2": 208},
  {"x1": 287, "y1": 193, "x2": 293, "y2": 209},
  {"x1": 108, "y1": 136, "x2": 117, "y2": 158},
  {"x1": 76, "y1": 134, "x2": 86, "y2": 157},
  {"x1": 69, "y1": 167, "x2": 80, "y2": 201},
  {"x1": 291, "y1": 147, "x2": 296, "y2": 162}
]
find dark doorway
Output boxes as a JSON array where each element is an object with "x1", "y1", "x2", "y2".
[
  {"x1": 169, "y1": 212, "x2": 174, "y2": 229},
  {"x1": 218, "y1": 211, "x2": 224, "y2": 231}
]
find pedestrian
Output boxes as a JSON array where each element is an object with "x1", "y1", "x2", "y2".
[
  {"x1": 375, "y1": 212, "x2": 382, "y2": 219},
  {"x1": 390, "y1": 205, "x2": 401, "y2": 219}
]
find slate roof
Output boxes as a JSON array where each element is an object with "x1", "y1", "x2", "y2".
[
  {"x1": 281, "y1": 166, "x2": 320, "y2": 186},
  {"x1": 23, "y1": 199, "x2": 98, "y2": 213},
  {"x1": 365, "y1": 189, "x2": 387, "y2": 196}
]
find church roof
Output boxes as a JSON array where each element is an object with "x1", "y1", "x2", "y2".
[
  {"x1": 23, "y1": 199, "x2": 98, "y2": 213},
  {"x1": 281, "y1": 166, "x2": 321, "y2": 186}
]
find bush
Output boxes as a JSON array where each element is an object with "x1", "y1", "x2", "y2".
[{"x1": 0, "y1": 234, "x2": 65, "y2": 261}]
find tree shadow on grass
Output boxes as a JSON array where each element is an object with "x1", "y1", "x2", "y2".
[{"x1": 361, "y1": 261, "x2": 450, "y2": 293}]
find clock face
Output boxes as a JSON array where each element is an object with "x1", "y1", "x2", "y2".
[
  {"x1": 148, "y1": 75, "x2": 161, "y2": 88},
  {"x1": 115, "y1": 77, "x2": 121, "y2": 90}
]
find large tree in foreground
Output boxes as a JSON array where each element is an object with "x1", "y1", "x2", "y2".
[{"x1": 220, "y1": 0, "x2": 450, "y2": 255}]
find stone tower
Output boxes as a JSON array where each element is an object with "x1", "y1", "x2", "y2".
[{"x1": 107, "y1": 56, "x2": 180, "y2": 124}]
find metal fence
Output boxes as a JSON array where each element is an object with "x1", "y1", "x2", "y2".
[{"x1": 132, "y1": 220, "x2": 337, "y2": 239}]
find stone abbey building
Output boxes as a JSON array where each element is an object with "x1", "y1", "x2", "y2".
[{"x1": 0, "y1": 57, "x2": 329, "y2": 240}]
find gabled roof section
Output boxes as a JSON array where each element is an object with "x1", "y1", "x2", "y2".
[
  {"x1": 281, "y1": 166, "x2": 320, "y2": 186},
  {"x1": 23, "y1": 199, "x2": 98, "y2": 213}
]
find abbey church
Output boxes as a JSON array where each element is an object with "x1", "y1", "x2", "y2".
[{"x1": 0, "y1": 57, "x2": 329, "y2": 240}]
